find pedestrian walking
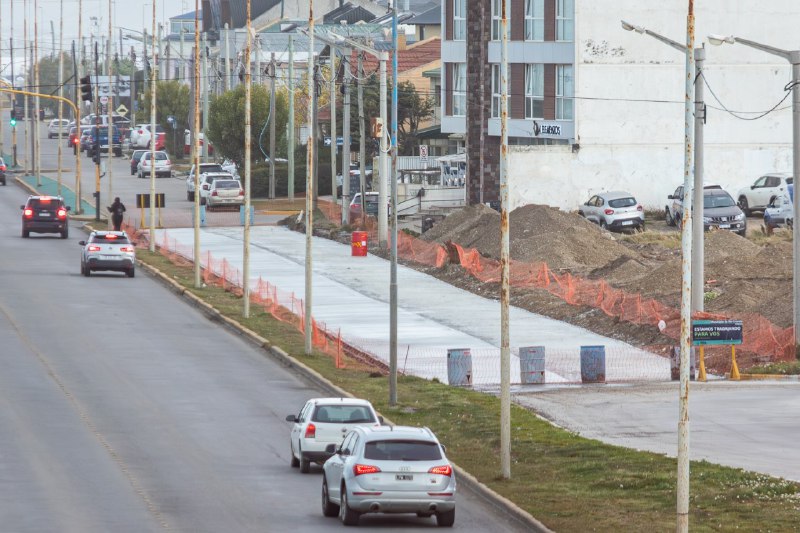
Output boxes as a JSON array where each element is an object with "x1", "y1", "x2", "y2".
[{"x1": 108, "y1": 197, "x2": 126, "y2": 231}]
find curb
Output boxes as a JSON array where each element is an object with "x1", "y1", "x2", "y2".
[
  {"x1": 732, "y1": 373, "x2": 800, "y2": 381},
  {"x1": 133, "y1": 254, "x2": 551, "y2": 533}
]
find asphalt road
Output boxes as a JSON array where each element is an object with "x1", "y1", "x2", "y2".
[{"x1": 0, "y1": 126, "x2": 531, "y2": 532}]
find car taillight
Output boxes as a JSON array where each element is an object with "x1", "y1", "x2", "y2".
[
  {"x1": 637, "y1": 205, "x2": 643, "y2": 211},
  {"x1": 73, "y1": 138, "x2": 79, "y2": 144},
  {"x1": 304, "y1": 423, "x2": 316, "y2": 438},
  {"x1": 138, "y1": 129, "x2": 143, "y2": 134},
  {"x1": 604, "y1": 209, "x2": 614, "y2": 215},
  {"x1": 119, "y1": 247, "x2": 134, "y2": 253},
  {"x1": 57, "y1": 208, "x2": 67, "y2": 218},
  {"x1": 238, "y1": 189, "x2": 244, "y2": 196},
  {"x1": 87, "y1": 245, "x2": 101, "y2": 251},
  {"x1": 23, "y1": 208, "x2": 33, "y2": 218},
  {"x1": 428, "y1": 465, "x2": 452, "y2": 476},
  {"x1": 211, "y1": 190, "x2": 218, "y2": 196},
  {"x1": 353, "y1": 464, "x2": 381, "y2": 476}
]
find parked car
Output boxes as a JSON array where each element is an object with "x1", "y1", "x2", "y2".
[
  {"x1": 578, "y1": 191, "x2": 644, "y2": 232},
  {"x1": 198, "y1": 172, "x2": 237, "y2": 205},
  {"x1": 764, "y1": 183, "x2": 794, "y2": 230},
  {"x1": 736, "y1": 173, "x2": 793, "y2": 215},
  {"x1": 0, "y1": 156, "x2": 7, "y2": 185},
  {"x1": 130, "y1": 123, "x2": 165, "y2": 148},
  {"x1": 79, "y1": 128, "x2": 93, "y2": 153},
  {"x1": 130, "y1": 150, "x2": 148, "y2": 175},
  {"x1": 47, "y1": 118, "x2": 70, "y2": 139},
  {"x1": 79, "y1": 230, "x2": 136, "y2": 277},
  {"x1": 206, "y1": 179, "x2": 244, "y2": 210},
  {"x1": 186, "y1": 162, "x2": 225, "y2": 201},
  {"x1": 20, "y1": 195, "x2": 70, "y2": 238},
  {"x1": 349, "y1": 192, "x2": 380, "y2": 220},
  {"x1": 285, "y1": 397, "x2": 382, "y2": 474},
  {"x1": 670, "y1": 187, "x2": 747, "y2": 236},
  {"x1": 137, "y1": 151, "x2": 172, "y2": 179},
  {"x1": 665, "y1": 183, "x2": 723, "y2": 226},
  {"x1": 86, "y1": 125, "x2": 122, "y2": 157},
  {"x1": 320, "y1": 425, "x2": 456, "y2": 527},
  {"x1": 67, "y1": 126, "x2": 81, "y2": 152}
]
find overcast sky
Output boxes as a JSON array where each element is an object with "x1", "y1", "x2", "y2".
[{"x1": 1, "y1": 0, "x2": 194, "y2": 79}]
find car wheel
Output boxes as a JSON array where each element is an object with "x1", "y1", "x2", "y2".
[
  {"x1": 200, "y1": 197, "x2": 206, "y2": 206},
  {"x1": 83, "y1": 266, "x2": 91, "y2": 277},
  {"x1": 126, "y1": 268, "x2": 135, "y2": 278},
  {"x1": 665, "y1": 208, "x2": 675, "y2": 227},
  {"x1": 600, "y1": 220, "x2": 609, "y2": 231},
  {"x1": 436, "y1": 508, "x2": 455, "y2": 527},
  {"x1": 321, "y1": 476, "x2": 340, "y2": 517},
  {"x1": 339, "y1": 484, "x2": 360, "y2": 526},
  {"x1": 299, "y1": 452, "x2": 311, "y2": 474},
  {"x1": 21, "y1": 229, "x2": 29, "y2": 238},
  {"x1": 638, "y1": 221, "x2": 646, "y2": 233},
  {"x1": 290, "y1": 445, "x2": 299, "y2": 468},
  {"x1": 187, "y1": 191, "x2": 194, "y2": 202},
  {"x1": 61, "y1": 228, "x2": 68, "y2": 239},
  {"x1": 738, "y1": 196, "x2": 751, "y2": 216}
]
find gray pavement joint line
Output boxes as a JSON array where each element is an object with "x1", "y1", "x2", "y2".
[
  {"x1": 134, "y1": 257, "x2": 553, "y2": 533},
  {"x1": 0, "y1": 301, "x2": 172, "y2": 531}
]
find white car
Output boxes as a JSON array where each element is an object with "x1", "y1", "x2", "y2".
[
  {"x1": 198, "y1": 172, "x2": 237, "y2": 205},
  {"x1": 186, "y1": 162, "x2": 225, "y2": 201},
  {"x1": 285, "y1": 397, "x2": 382, "y2": 474},
  {"x1": 137, "y1": 151, "x2": 172, "y2": 179},
  {"x1": 321, "y1": 425, "x2": 456, "y2": 527},
  {"x1": 130, "y1": 123, "x2": 165, "y2": 148},
  {"x1": 736, "y1": 173, "x2": 793, "y2": 215},
  {"x1": 206, "y1": 179, "x2": 244, "y2": 210},
  {"x1": 47, "y1": 119, "x2": 70, "y2": 138}
]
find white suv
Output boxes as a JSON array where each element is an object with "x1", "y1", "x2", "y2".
[
  {"x1": 47, "y1": 119, "x2": 70, "y2": 139},
  {"x1": 198, "y1": 172, "x2": 237, "y2": 205},
  {"x1": 736, "y1": 173, "x2": 793, "y2": 215},
  {"x1": 186, "y1": 162, "x2": 225, "y2": 201},
  {"x1": 285, "y1": 397, "x2": 382, "y2": 473}
]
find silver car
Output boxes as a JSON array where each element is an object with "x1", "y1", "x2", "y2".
[
  {"x1": 47, "y1": 118, "x2": 70, "y2": 139},
  {"x1": 79, "y1": 231, "x2": 136, "y2": 277},
  {"x1": 206, "y1": 179, "x2": 245, "y2": 210},
  {"x1": 579, "y1": 191, "x2": 644, "y2": 232},
  {"x1": 137, "y1": 151, "x2": 172, "y2": 179},
  {"x1": 321, "y1": 426, "x2": 456, "y2": 527}
]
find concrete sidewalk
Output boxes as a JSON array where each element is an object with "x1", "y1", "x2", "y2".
[{"x1": 155, "y1": 226, "x2": 671, "y2": 385}]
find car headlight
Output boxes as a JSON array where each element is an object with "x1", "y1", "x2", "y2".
[{"x1": 734, "y1": 213, "x2": 745, "y2": 221}]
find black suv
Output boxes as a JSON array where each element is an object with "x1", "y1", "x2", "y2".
[{"x1": 21, "y1": 196, "x2": 70, "y2": 238}]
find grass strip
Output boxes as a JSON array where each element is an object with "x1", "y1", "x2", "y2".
[{"x1": 137, "y1": 249, "x2": 800, "y2": 532}]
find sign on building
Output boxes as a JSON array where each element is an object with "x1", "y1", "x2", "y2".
[
  {"x1": 533, "y1": 120, "x2": 562, "y2": 137},
  {"x1": 419, "y1": 145, "x2": 429, "y2": 167}
]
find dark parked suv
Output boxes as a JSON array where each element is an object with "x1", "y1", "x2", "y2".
[{"x1": 21, "y1": 196, "x2": 70, "y2": 238}]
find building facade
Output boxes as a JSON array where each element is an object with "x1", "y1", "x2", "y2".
[{"x1": 441, "y1": 1, "x2": 796, "y2": 209}]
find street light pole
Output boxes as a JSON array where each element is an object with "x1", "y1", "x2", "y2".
[
  {"x1": 499, "y1": 0, "x2": 511, "y2": 481},
  {"x1": 708, "y1": 33, "x2": 800, "y2": 356},
  {"x1": 305, "y1": 1, "x2": 315, "y2": 355}
]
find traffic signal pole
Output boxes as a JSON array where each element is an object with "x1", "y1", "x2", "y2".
[{"x1": 93, "y1": 42, "x2": 101, "y2": 222}]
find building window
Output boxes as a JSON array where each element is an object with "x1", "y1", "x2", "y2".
[
  {"x1": 491, "y1": 0, "x2": 502, "y2": 41},
  {"x1": 434, "y1": 83, "x2": 441, "y2": 106},
  {"x1": 491, "y1": 64, "x2": 500, "y2": 117},
  {"x1": 556, "y1": 0, "x2": 574, "y2": 41},
  {"x1": 556, "y1": 65, "x2": 574, "y2": 120},
  {"x1": 525, "y1": 64, "x2": 544, "y2": 119},
  {"x1": 452, "y1": 63, "x2": 466, "y2": 116},
  {"x1": 453, "y1": 0, "x2": 466, "y2": 41},
  {"x1": 525, "y1": 0, "x2": 544, "y2": 41}
]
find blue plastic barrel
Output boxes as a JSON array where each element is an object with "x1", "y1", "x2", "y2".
[
  {"x1": 580, "y1": 345, "x2": 606, "y2": 384},
  {"x1": 240, "y1": 205, "x2": 255, "y2": 225},
  {"x1": 447, "y1": 348, "x2": 472, "y2": 386},
  {"x1": 519, "y1": 346, "x2": 545, "y2": 384}
]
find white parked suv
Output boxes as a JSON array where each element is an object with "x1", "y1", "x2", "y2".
[
  {"x1": 186, "y1": 162, "x2": 225, "y2": 201},
  {"x1": 285, "y1": 397, "x2": 382, "y2": 474},
  {"x1": 198, "y1": 172, "x2": 237, "y2": 205},
  {"x1": 130, "y1": 123, "x2": 165, "y2": 148},
  {"x1": 47, "y1": 119, "x2": 70, "y2": 139},
  {"x1": 736, "y1": 173, "x2": 793, "y2": 215}
]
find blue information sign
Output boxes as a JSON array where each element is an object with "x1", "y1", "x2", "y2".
[{"x1": 691, "y1": 320, "x2": 743, "y2": 346}]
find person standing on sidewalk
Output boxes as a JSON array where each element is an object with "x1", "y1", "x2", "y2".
[{"x1": 107, "y1": 197, "x2": 126, "y2": 231}]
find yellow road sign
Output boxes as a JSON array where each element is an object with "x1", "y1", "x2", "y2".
[{"x1": 116, "y1": 104, "x2": 128, "y2": 117}]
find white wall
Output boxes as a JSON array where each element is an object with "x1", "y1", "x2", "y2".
[{"x1": 509, "y1": 0, "x2": 798, "y2": 210}]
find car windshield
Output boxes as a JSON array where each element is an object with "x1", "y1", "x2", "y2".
[
  {"x1": 787, "y1": 177, "x2": 794, "y2": 185},
  {"x1": 132, "y1": 152, "x2": 145, "y2": 161},
  {"x1": 705, "y1": 193, "x2": 736, "y2": 209},
  {"x1": 311, "y1": 405, "x2": 376, "y2": 424},
  {"x1": 214, "y1": 180, "x2": 240, "y2": 189},
  {"x1": 608, "y1": 197, "x2": 636, "y2": 208},
  {"x1": 198, "y1": 165, "x2": 223, "y2": 174},
  {"x1": 90, "y1": 234, "x2": 130, "y2": 244},
  {"x1": 364, "y1": 440, "x2": 442, "y2": 461}
]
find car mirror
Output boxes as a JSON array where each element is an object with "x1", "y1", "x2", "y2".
[
  {"x1": 285, "y1": 415, "x2": 297, "y2": 422},
  {"x1": 78, "y1": 240, "x2": 86, "y2": 245},
  {"x1": 378, "y1": 415, "x2": 384, "y2": 425},
  {"x1": 65, "y1": 206, "x2": 71, "y2": 211},
  {"x1": 325, "y1": 444, "x2": 338, "y2": 454},
  {"x1": 751, "y1": 185, "x2": 756, "y2": 190},
  {"x1": 667, "y1": 195, "x2": 674, "y2": 200},
  {"x1": 20, "y1": 205, "x2": 24, "y2": 210},
  {"x1": 440, "y1": 444, "x2": 447, "y2": 453}
]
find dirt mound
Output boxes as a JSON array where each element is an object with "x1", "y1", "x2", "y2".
[{"x1": 425, "y1": 204, "x2": 640, "y2": 273}]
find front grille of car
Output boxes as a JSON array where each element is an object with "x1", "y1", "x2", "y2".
[{"x1": 708, "y1": 216, "x2": 735, "y2": 223}]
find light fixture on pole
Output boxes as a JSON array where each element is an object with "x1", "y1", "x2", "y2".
[
  {"x1": 708, "y1": 32, "x2": 800, "y2": 356},
  {"x1": 620, "y1": 20, "x2": 707, "y2": 315},
  {"x1": 623, "y1": 8, "x2": 696, "y2": 531}
]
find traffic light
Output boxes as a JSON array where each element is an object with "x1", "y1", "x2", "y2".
[
  {"x1": 80, "y1": 75, "x2": 93, "y2": 102},
  {"x1": 9, "y1": 108, "x2": 16, "y2": 127}
]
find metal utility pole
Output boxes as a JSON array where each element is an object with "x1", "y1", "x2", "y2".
[
  {"x1": 107, "y1": 0, "x2": 114, "y2": 218},
  {"x1": 255, "y1": 35, "x2": 262, "y2": 86},
  {"x1": 93, "y1": 42, "x2": 101, "y2": 221},
  {"x1": 193, "y1": 0, "x2": 202, "y2": 288},
  {"x1": 677, "y1": 4, "x2": 696, "y2": 532},
  {"x1": 357, "y1": 52, "x2": 366, "y2": 221},
  {"x1": 10, "y1": 3, "x2": 18, "y2": 169},
  {"x1": 389, "y1": 0, "x2": 398, "y2": 406},
  {"x1": 377, "y1": 50, "x2": 388, "y2": 247},
  {"x1": 57, "y1": 0, "x2": 64, "y2": 196},
  {"x1": 329, "y1": 46, "x2": 337, "y2": 203},
  {"x1": 243, "y1": 0, "x2": 253, "y2": 318},
  {"x1": 304, "y1": 1, "x2": 315, "y2": 355},
  {"x1": 499, "y1": 0, "x2": 511, "y2": 481},
  {"x1": 157, "y1": 23, "x2": 163, "y2": 81},
  {"x1": 202, "y1": 32, "x2": 210, "y2": 162},
  {"x1": 224, "y1": 23, "x2": 231, "y2": 91},
  {"x1": 269, "y1": 52, "x2": 276, "y2": 199},
  {"x1": 341, "y1": 54, "x2": 351, "y2": 222},
  {"x1": 75, "y1": 0, "x2": 83, "y2": 212},
  {"x1": 149, "y1": 2, "x2": 157, "y2": 252},
  {"x1": 34, "y1": 0, "x2": 41, "y2": 186},
  {"x1": 288, "y1": 34, "x2": 295, "y2": 199}
]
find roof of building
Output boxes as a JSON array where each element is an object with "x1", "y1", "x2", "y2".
[
  {"x1": 353, "y1": 36, "x2": 440, "y2": 74},
  {"x1": 374, "y1": 0, "x2": 440, "y2": 14},
  {"x1": 171, "y1": 10, "x2": 201, "y2": 21},
  {"x1": 323, "y1": 2, "x2": 378, "y2": 25},
  {"x1": 406, "y1": 6, "x2": 440, "y2": 26}
]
